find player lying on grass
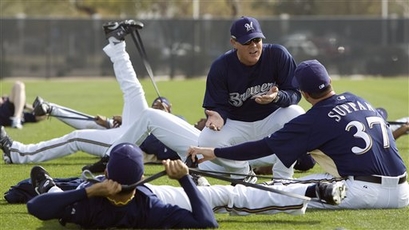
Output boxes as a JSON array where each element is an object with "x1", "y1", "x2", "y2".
[
  {"x1": 31, "y1": 96, "x2": 183, "y2": 168},
  {"x1": 23, "y1": 143, "x2": 345, "y2": 229},
  {"x1": 27, "y1": 143, "x2": 218, "y2": 229},
  {"x1": 30, "y1": 95, "x2": 210, "y2": 186},
  {"x1": 0, "y1": 81, "x2": 46, "y2": 129},
  {"x1": 0, "y1": 21, "x2": 201, "y2": 168},
  {"x1": 187, "y1": 59, "x2": 409, "y2": 209},
  {"x1": 0, "y1": 20, "x2": 300, "y2": 183}
]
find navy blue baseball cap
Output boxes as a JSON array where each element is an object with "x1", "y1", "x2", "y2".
[
  {"x1": 106, "y1": 143, "x2": 144, "y2": 185},
  {"x1": 376, "y1": 107, "x2": 388, "y2": 120},
  {"x1": 152, "y1": 96, "x2": 171, "y2": 107},
  {"x1": 294, "y1": 59, "x2": 331, "y2": 93},
  {"x1": 230, "y1": 16, "x2": 265, "y2": 45}
]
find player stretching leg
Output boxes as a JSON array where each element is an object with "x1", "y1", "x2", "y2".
[{"x1": 0, "y1": 20, "x2": 199, "y2": 164}]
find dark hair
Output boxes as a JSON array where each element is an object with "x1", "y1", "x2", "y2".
[{"x1": 306, "y1": 85, "x2": 333, "y2": 99}]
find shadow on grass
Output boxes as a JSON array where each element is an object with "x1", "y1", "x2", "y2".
[{"x1": 217, "y1": 218, "x2": 321, "y2": 225}]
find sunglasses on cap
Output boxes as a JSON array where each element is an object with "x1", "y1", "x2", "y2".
[{"x1": 242, "y1": 37, "x2": 262, "y2": 45}]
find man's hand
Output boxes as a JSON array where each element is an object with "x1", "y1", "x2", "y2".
[
  {"x1": 85, "y1": 179, "x2": 122, "y2": 198},
  {"x1": 112, "y1": 115, "x2": 122, "y2": 128},
  {"x1": 187, "y1": 146, "x2": 216, "y2": 164},
  {"x1": 95, "y1": 115, "x2": 122, "y2": 128},
  {"x1": 205, "y1": 110, "x2": 223, "y2": 131},
  {"x1": 254, "y1": 86, "x2": 279, "y2": 104},
  {"x1": 162, "y1": 159, "x2": 189, "y2": 180},
  {"x1": 194, "y1": 118, "x2": 207, "y2": 131}
]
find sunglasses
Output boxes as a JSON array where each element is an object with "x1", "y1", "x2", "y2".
[{"x1": 242, "y1": 38, "x2": 262, "y2": 45}]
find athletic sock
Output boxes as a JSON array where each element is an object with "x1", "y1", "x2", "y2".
[{"x1": 305, "y1": 184, "x2": 317, "y2": 198}]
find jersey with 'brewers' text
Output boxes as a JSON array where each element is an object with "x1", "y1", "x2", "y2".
[
  {"x1": 214, "y1": 92, "x2": 406, "y2": 177},
  {"x1": 203, "y1": 44, "x2": 301, "y2": 122}
]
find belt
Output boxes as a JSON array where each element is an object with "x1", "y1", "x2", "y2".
[{"x1": 353, "y1": 175, "x2": 407, "y2": 184}]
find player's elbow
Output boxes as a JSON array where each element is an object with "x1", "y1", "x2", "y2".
[{"x1": 27, "y1": 199, "x2": 50, "y2": 220}]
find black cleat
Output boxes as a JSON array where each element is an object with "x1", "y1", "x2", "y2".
[
  {"x1": 184, "y1": 155, "x2": 210, "y2": 186},
  {"x1": 82, "y1": 155, "x2": 110, "y2": 173},
  {"x1": 30, "y1": 165, "x2": 56, "y2": 195},
  {"x1": 32, "y1": 96, "x2": 52, "y2": 116},
  {"x1": 0, "y1": 126, "x2": 13, "y2": 164},
  {"x1": 316, "y1": 181, "x2": 347, "y2": 205},
  {"x1": 103, "y1": 19, "x2": 143, "y2": 40}
]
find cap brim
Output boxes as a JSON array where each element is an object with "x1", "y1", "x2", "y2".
[{"x1": 238, "y1": 33, "x2": 266, "y2": 44}]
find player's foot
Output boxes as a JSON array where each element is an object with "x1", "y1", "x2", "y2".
[
  {"x1": 103, "y1": 19, "x2": 143, "y2": 41},
  {"x1": 316, "y1": 181, "x2": 347, "y2": 205},
  {"x1": 0, "y1": 126, "x2": 13, "y2": 164},
  {"x1": 184, "y1": 155, "x2": 211, "y2": 186},
  {"x1": 190, "y1": 174, "x2": 211, "y2": 186},
  {"x1": 10, "y1": 117, "x2": 23, "y2": 129},
  {"x1": 30, "y1": 165, "x2": 56, "y2": 194},
  {"x1": 242, "y1": 167, "x2": 258, "y2": 184},
  {"x1": 82, "y1": 155, "x2": 110, "y2": 173},
  {"x1": 32, "y1": 96, "x2": 52, "y2": 116}
]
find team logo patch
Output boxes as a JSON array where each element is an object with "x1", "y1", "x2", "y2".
[{"x1": 244, "y1": 22, "x2": 254, "y2": 32}]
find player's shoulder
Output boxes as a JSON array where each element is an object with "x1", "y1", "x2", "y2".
[{"x1": 263, "y1": 43, "x2": 289, "y2": 52}]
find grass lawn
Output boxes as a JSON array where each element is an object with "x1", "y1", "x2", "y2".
[{"x1": 0, "y1": 76, "x2": 408, "y2": 229}]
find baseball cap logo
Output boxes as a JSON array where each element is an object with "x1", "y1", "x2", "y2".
[{"x1": 244, "y1": 22, "x2": 254, "y2": 32}]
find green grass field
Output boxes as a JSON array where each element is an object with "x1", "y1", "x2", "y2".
[{"x1": 0, "y1": 77, "x2": 408, "y2": 229}]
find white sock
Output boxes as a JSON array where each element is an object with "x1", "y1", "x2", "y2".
[
  {"x1": 10, "y1": 117, "x2": 22, "y2": 129},
  {"x1": 48, "y1": 186, "x2": 63, "y2": 193},
  {"x1": 108, "y1": 36, "x2": 122, "y2": 45}
]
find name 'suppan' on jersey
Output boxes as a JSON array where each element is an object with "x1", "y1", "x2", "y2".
[{"x1": 268, "y1": 92, "x2": 406, "y2": 178}]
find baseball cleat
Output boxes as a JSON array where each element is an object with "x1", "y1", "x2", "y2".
[
  {"x1": 0, "y1": 126, "x2": 13, "y2": 164},
  {"x1": 30, "y1": 165, "x2": 56, "y2": 194},
  {"x1": 191, "y1": 174, "x2": 211, "y2": 186},
  {"x1": 103, "y1": 20, "x2": 143, "y2": 41},
  {"x1": 316, "y1": 181, "x2": 347, "y2": 205},
  {"x1": 32, "y1": 96, "x2": 52, "y2": 116},
  {"x1": 184, "y1": 155, "x2": 210, "y2": 186},
  {"x1": 82, "y1": 155, "x2": 110, "y2": 173},
  {"x1": 243, "y1": 167, "x2": 258, "y2": 184}
]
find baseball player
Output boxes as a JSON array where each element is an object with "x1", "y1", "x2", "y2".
[
  {"x1": 31, "y1": 96, "x2": 181, "y2": 169},
  {"x1": 27, "y1": 143, "x2": 218, "y2": 229},
  {"x1": 0, "y1": 20, "x2": 201, "y2": 164},
  {"x1": 188, "y1": 59, "x2": 409, "y2": 209},
  {"x1": 26, "y1": 144, "x2": 345, "y2": 226},
  {"x1": 197, "y1": 16, "x2": 305, "y2": 182},
  {"x1": 0, "y1": 81, "x2": 46, "y2": 129}
]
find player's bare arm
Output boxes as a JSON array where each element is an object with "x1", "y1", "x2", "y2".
[
  {"x1": 205, "y1": 110, "x2": 223, "y2": 131},
  {"x1": 187, "y1": 146, "x2": 216, "y2": 163},
  {"x1": 254, "y1": 85, "x2": 279, "y2": 104}
]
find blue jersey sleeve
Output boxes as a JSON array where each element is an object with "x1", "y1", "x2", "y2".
[
  {"x1": 27, "y1": 188, "x2": 88, "y2": 220},
  {"x1": 138, "y1": 176, "x2": 218, "y2": 229}
]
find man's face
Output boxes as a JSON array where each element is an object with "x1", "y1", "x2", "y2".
[
  {"x1": 231, "y1": 37, "x2": 263, "y2": 66},
  {"x1": 152, "y1": 99, "x2": 171, "y2": 113}
]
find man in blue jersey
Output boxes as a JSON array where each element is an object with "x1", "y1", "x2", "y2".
[
  {"x1": 188, "y1": 59, "x2": 409, "y2": 209},
  {"x1": 27, "y1": 142, "x2": 218, "y2": 229},
  {"x1": 198, "y1": 16, "x2": 305, "y2": 182}
]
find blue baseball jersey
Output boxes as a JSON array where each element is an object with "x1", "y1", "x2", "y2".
[
  {"x1": 140, "y1": 135, "x2": 180, "y2": 160},
  {"x1": 27, "y1": 176, "x2": 217, "y2": 229},
  {"x1": 215, "y1": 92, "x2": 406, "y2": 177},
  {"x1": 203, "y1": 44, "x2": 301, "y2": 122}
]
